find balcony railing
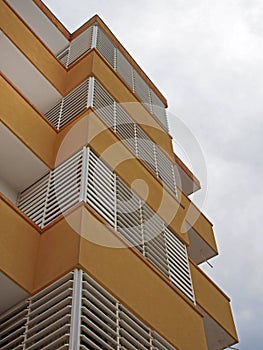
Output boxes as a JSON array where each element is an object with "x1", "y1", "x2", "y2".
[
  {"x1": 45, "y1": 77, "x2": 176, "y2": 195},
  {"x1": 57, "y1": 24, "x2": 168, "y2": 131},
  {"x1": 0, "y1": 270, "x2": 177, "y2": 350},
  {"x1": 17, "y1": 147, "x2": 195, "y2": 303}
]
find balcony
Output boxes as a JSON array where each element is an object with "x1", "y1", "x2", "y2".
[
  {"x1": 1, "y1": 196, "x2": 208, "y2": 350},
  {"x1": 0, "y1": 77, "x2": 57, "y2": 168},
  {"x1": 14, "y1": 146, "x2": 195, "y2": 303},
  {"x1": 190, "y1": 261, "x2": 238, "y2": 349},
  {"x1": 1, "y1": 0, "x2": 67, "y2": 94},
  {"x1": 178, "y1": 189, "x2": 218, "y2": 264},
  {"x1": 0, "y1": 194, "x2": 38, "y2": 307},
  {"x1": 4, "y1": 0, "x2": 169, "y2": 132}
]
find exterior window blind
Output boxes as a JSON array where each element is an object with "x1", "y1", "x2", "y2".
[
  {"x1": 116, "y1": 50, "x2": 134, "y2": 89},
  {"x1": 57, "y1": 25, "x2": 94, "y2": 67},
  {"x1": 92, "y1": 79, "x2": 176, "y2": 195},
  {"x1": 55, "y1": 22, "x2": 168, "y2": 130},
  {"x1": 96, "y1": 27, "x2": 116, "y2": 68},
  {"x1": 0, "y1": 270, "x2": 178, "y2": 349},
  {"x1": 85, "y1": 149, "x2": 116, "y2": 228},
  {"x1": 17, "y1": 147, "x2": 193, "y2": 301},
  {"x1": 45, "y1": 79, "x2": 89, "y2": 130}
]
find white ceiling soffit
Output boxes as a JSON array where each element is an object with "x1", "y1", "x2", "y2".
[
  {"x1": 0, "y1": 272, "x2": 29, "y2": 314},
  {"x1": 0, "y1": 122, "x2": 49, "y2": 193},
  {"x1": 0, "y1": 32, "x2": 62, "y2": 113},
  {"x1": 6, "y1": 0, "x2": 69, "y2": 55}
]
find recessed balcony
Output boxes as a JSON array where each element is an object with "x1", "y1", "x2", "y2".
[
  {"x1": 6, "y1": 0, "x2": 69, "y2": 55},
  {"x1": 0, "y1": 33, "x2": 62, "y2": 114},
  {"x1": 0, "y1": 122, "x2": 49, "y2": 203}
]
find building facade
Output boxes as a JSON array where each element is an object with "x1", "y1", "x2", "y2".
[{"x1": 0, "y1": 0, "x2": 238, "y2": 349}]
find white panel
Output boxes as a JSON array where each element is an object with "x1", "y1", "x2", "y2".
[
  {"x1": 142, "y1": 205, "x2": 170, "y2": 278},
  {"x1": 150, "y1": 89, "x2": 169, "y2": 131},
  {"x1": 86, "y1": 150, "x2": 116, "y2": 227},
  {"x1": 0, "y1": 177, "x2": 18, "y2": 204},
  {"x1": 136, "y1": 126, "x2": 157, "y2": 174},
  {"x1": 115, "y1": 104, "x2": 137, "y2": 154},
  {"x1": 155, "y1": 146, "x2": 176, "y2": 194},
  {"x1": 93, "y1": 79, "x2": 115, "y2": 128},
  {"x1": 117, "y1": 178, "x2": 143, "y2": 252},
  {"x1": 18, "y1": 173, "x2": 49, "y2": 227},
  {"x1": 18, "y1": 150, "x2": 83, "y2": 228},
  {"x1": 60, "y1": 79, "x2": 89, "y2": 128},
  {"x1": 0, "y1": 270, "x2": 178, "y2": 349},
  {"x1": 25, "y1": 273, "x2": 73, "y2": 350},
  {"x1": 96, "y1": 27, "x2": 115, "y2": 67},
  {"x1": 7, "y1": 0, "x2": 69, "y2": 55},
  {"x1": 165, "y1": 228, "x2": 195, "y2": 303},
  {"x1": 57, "y1": 46, "x2": 70, "y2": 66},
  {"x1": 44, "y1": 99, "x2": 62, "y2": 129},
  {"x1": 133, "y1": 70, "x2": 151, "y2": 106},
  {"x1": 81, "y1": 273, "x2": 117, "y2": 349},
  {"x1": 119, "y1": 305, "x2": 150, "y2": 350},
  {"x1": 45, "y1": 79, "x2": 89, "y2": 129},
  {"x1": 0, "y1": 301, "x2": 28, "y2": 350},
  {"x1": 67, "y1": 26, "x2": 93, "y2": 66},
  {"x1": 43, "y1": 150, "x2": 83, "y2": 227},
  {"x1": 116, "y1": 49, "x2": 134, "y2": 89}
]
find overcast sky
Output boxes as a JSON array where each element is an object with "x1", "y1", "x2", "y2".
[{"x1": 42, "y1": 1, "x2": 263, "y2": 348}]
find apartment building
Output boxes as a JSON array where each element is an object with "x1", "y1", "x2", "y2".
[{"x1": 0, "y1": 0, "x2": 238, "y2": 349}]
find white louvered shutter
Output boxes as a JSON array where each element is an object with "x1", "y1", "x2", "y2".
[
  {"x1": 116, "y1": 50, "x2": 134, "y2": 90},
  {"x1": 116, "y1": 178, "x2": 143, "y2": 253},
  {"x1": 164, "y1": 227, "x2": 195, "y2": 303},
  {"x1": 81, "y1": 273, "x2": 118, "y2": 349},
  {"x1": 96, "y1": 27, "x2": 116, "y2": 68},
  {"x1": 0, "y1": 301, "x2": 28, "y2": 350},
  {"x1": 86, "y1": 150, "x2": 116, "y2": 228},
  {"x1": 155, "y1": 146, "x2": 176, "y2": 194},
  {"x1": 150, "y1": 89, "x2": 169, "y2": 131},
  {"x1": 17, "y1": 173, "x2": 49, "y2": 227},
  {"x1": 115, "y1": 104, "x2": 137, "y2": 154},
  {"x1": 142, "y1": 205, "x2": 170, "y2": 278},
  {"x1": 42, "y1": 150, "x2": 83, "y2": 227},
  {"x1": 67, "y1": 26, "x2": 93, "y2": 66},
  {"x1": 45, "y1": 79, "x2": 89, "y2": 130},
  {"x1": 133, "y1": 70, "x2": 151, "y2": 107},
  {"x1": 135, "y1": 126, "x2": 157, "y2": 174},
  {"x1": 93, "y1": 79, "x2": 115, "y2": 129}
]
